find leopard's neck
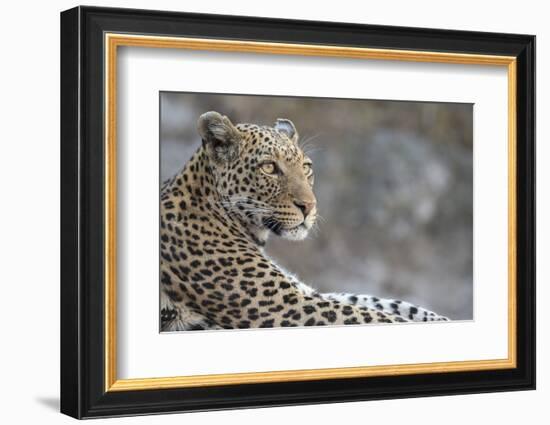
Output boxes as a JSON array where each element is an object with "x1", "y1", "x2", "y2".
[{"x1": 171, "y1": 148, "x2": 217, "y2": 200}]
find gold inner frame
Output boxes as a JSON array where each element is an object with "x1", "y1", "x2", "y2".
[{"x1": 104, "y1": 33, "x2": 517, "y2": 392}]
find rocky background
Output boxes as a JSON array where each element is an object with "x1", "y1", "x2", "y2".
[{"x1": 160, "y1": 92, "x2": 473, "y2": 320}]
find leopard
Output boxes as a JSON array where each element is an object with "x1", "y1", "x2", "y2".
[{"x1": 160, "y1": 111, "x2": 449, "y2": 331}]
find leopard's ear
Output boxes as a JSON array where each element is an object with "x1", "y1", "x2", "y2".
[
  {"x1": 197, "y1": 111, "x2": 241, "y2": 163},
  {"x1": 274, "y1": 118, "x2": 299, "y2": 144}
]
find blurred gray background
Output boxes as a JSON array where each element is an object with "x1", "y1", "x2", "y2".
[{"x1": 160, "y1": 92, "x2": 473, "y2": 320}]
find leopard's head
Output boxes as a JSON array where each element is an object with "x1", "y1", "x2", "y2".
[{"x1": 198, "y1": 111, "x2": 317, "y2": 242}]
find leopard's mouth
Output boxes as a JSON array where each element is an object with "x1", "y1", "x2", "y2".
[
  {"x1": 262, "y1": 217, "x2": 311, "y2": 240},
  {"x1": 262, "y1": 217, "x2": 283, "y2": 235}
]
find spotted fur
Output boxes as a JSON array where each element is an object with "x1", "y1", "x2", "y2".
[{"x1": 160, "y1": 111, "x2": 448, "y2": 331}]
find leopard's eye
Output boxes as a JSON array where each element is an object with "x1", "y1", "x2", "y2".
[
  {"x1": 260, "y1": 162, "x2": 277, "y2": 175},
  {"x1": 303, "y1": 163, "x2": 312, "y2": 174}
]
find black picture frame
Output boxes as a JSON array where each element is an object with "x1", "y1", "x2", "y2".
[{"x1": 60, "y1": 5, "x2": 535, "y2": 419}]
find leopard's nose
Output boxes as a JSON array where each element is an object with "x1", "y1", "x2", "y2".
[{"x1": 293, "y1": 199, "x2": 316, "y2": 217}]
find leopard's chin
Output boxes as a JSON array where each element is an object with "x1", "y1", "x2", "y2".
[
  {"x1": 264, "y1": 219, "x2": 311, "y2": 241},
  {"x1": 261, "y1": 217, "x2": 313, "y2": 241},
  {"x1": 279, "y1": 224, "x2": 310, "y2": 241}
]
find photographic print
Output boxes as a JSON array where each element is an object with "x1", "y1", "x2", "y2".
[
  {"x1": 159, "y1": 93, "x2": 473, "y2": 332},
  {"x1": 61, "y1": 7, "x2": 535, "y2": 417}
]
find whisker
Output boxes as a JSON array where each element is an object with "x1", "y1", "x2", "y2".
[
  {"x1": 299, "y1": 133, "x2": 322, "y2": 149},
  {"x1": 302, "y1": 146, "x2": 324, "y2": 156},
  {"x1": 314, "y1": 213, "x2": 327, "y2": 223}
]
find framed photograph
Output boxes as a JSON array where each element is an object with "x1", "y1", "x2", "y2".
[{"x1": 60, "y1": 6, "x2": 535, "y2": 419}]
